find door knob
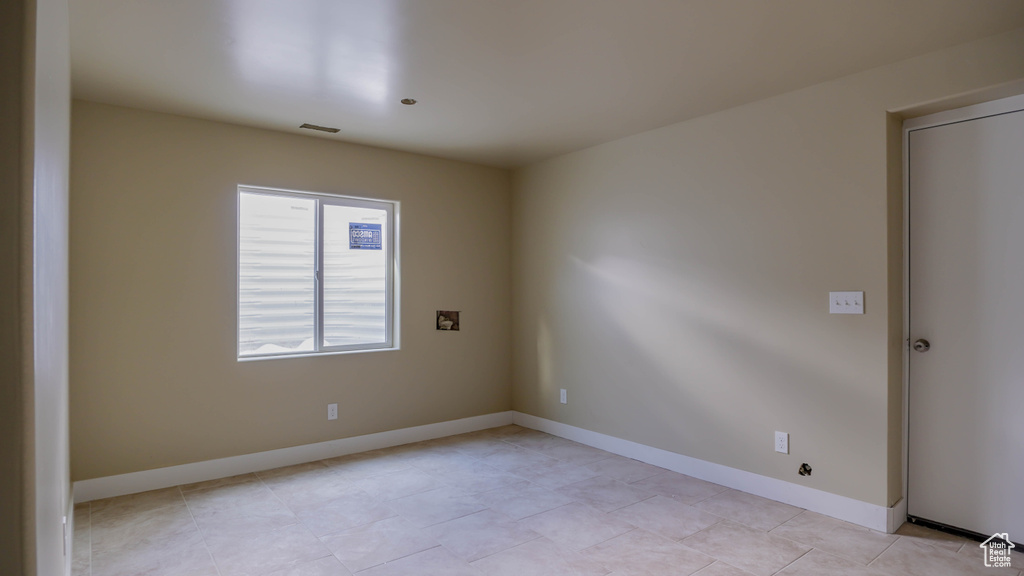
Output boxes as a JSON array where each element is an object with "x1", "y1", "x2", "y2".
[{"x1": 913, "y1": 339, "x2": 931, "y2": 352}]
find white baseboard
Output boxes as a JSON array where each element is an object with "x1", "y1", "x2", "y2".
[
  {"x1": 73, "y1": 411, "x2": 514, "y2": 503},
  {"x1": 888, "y1": 497, "x2": 908, "y2": 533},
  {"x1": 512, "y1": 411, "x2": 899, "y2": 533}
]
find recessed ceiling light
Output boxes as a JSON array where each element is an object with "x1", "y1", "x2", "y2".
[
  {"x1": 299, "y1": 123, "x2": 340, "y2": 133},
  {"x1": 400, "y1": 98, "x2": 417, "y2": 105}
]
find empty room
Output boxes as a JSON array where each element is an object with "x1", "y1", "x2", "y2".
[{"x1": 4, "y1": 1, "x2": 1024, "y2": 575}]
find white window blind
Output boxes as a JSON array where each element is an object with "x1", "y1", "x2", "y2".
[{"x1": 238, "y1": 187, "x2": 396, "y2": 358}]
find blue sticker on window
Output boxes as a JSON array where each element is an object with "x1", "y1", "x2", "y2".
[{"x1": 350, "y1": 223, "x2": 382, "y2": 250}]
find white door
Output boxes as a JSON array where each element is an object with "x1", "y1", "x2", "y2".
[{"x1": 907, "y1": 94, "x2": 1024, "y2": 540}]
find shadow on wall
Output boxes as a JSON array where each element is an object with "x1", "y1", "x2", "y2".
[{"x1": 532, "y1": 253, "x2": 880, "y2": 479}]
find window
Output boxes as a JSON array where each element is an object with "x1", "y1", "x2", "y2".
[{"x1": 237, "y1": 185, "x2": 397, "y2": 359}]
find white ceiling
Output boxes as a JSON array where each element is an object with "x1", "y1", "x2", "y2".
[{"x1": 71, "y1": 1, "x2": 1024, "y2": 168}]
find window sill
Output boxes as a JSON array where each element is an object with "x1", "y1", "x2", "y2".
[{"x1": 237, "y1": 346, "x2": 400, "y2": 362}]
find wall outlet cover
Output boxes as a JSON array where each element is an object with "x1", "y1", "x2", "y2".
[{"x1": 775, "y1": 431, "x2": 789, "y2": 454}]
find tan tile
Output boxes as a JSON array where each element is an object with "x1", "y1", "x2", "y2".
[
  {"x1": 770, "y1": 511, "x2": 897, "y2": 565},
  {"x1": 181, "y1": 474, "x2": 272, "y2": 511},
  {"x1": 630, "y1": 471, "x2": 728, "y2": 505},
  {"x1": 480, "y1": 425, "x2": 530, "y2": 438},
  {"x1": 72, "y1": 501, "x2": 90, "y2": 532},
  {"x1": 609, "y1": 495, "x2": 721, "y2": 541},
  {"x1": 871, "y1": 536, "x2": 1019, "y2": 576},
  {"x1": 692, "y1": 489, "x2": 802, "y2": 531},
  {"x1": 264, "y1": 555, "x2": 353, "y2": 576},
  {"x1": 72, "y1": 552, "x2": 91, "y2": 576},
  {"x1": 292, "y1": 490, "x2": 397, "y2": 537},
  {"x1": 427, "y1": 509, "x2": 540, "y2": 562},
  {"x1": 586, "y1": 456, "x2": 666, "y2": 483},
  {"x1": 509, "y1": 435, "x2": 613, "y2": 466},
  {"x1": 428, "y1": 459, "x2": 525, "y2": 494},
  {"x1": 471, "y1": 537, "x2": 611, "y2": 576},
  {"x1": 357, "y1": 546, "x2": 481, "y2": 576},
  {"x1": 91, "y1": 503, "x2": 197, "y2": 555},
  {"x1": 205, "y1": 523, "x2": 331, "y2": 576},
  {"x1": 322, "y1": 450, "x2": 414, "y2": 481},
  {"x1": 92, "y1": 533, "x2": 218, "y2": 576},
  {"x1": 321, "y1": 515, "x2": 438, "y2": 572},
  {"x1": 256, "y1": 461, "x2": 331, "y2": 486},
  {"x1": 502, "y1": 432, "x2": 563, "y2": 451},
  {"x1": 477, "y1": 445, "x2": 558, "y2": 471},
  {"x1": 181, "y1": 472, "x2": 257, "y2": 493},
  {"x1": 501, "y1": 428, "x2": 555, "y2": 443},
  {"x1": 555, "y1": 475, "x2": 655, "y2": 512},
  {"x1": 72, "y1": 504, "x2": 91, "y2": 576},
  {"x1": 681, "y1": 520, "x2": 811, "y2": 576},
  {"x1": 692, "y1": 561, "x2": 758, "y2": 576},
  {"x1": 893, "y1": 522, "x2": 967, "y2": 553},
  {"x1": 441, "y1": 433, "x2": 512, "y2": 459},
  {"x1": 90, "y1": 487, "x2": 185, "y2": 523},
  {"x1": 407, "y1": 450, "x2": 481, "y2": 475},
  {"x1": 445, "y1": 429, "x2": 506, "y2": 441},
  {"x1": 583, "y1": 528, "x2": 715, "y2": 576},
  {"x1": 264, "y1": 468, "x2": 361, "y2": 510},
  {"x1": 518, "y1": 502, "x2": 635, "y2": 551},
  {"x1": 509, "y1": 459, "x2": 601, "y2": 489},
  {"x1": 360, "y1": 445, "x2": 432, "y2": 466},
  {"x1": 351, "y1": 467, "x2": 444, "y2": 502},
  {"x1": 190, "y1": 492, "x2": 300, "y2": 539},
  {"x1": 388, "y1": 486, "x2": 487, "y2": 528},
  {"x1": 391, "y1": 440, "x2": 467, "y2": 465},
  {"x1": 89, "y1": 433, "x2": 1017, "y2": 576},
  {"x1": 475, "y1": 480, "x2": 575, "y2": 520},
  {"x1": 776, "y1": 549, "x2": 888, "y2": 576}
]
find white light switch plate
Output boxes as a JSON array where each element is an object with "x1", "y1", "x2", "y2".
[{"x1": 830, "y1": 291, "x2": 864, "y2": 314}]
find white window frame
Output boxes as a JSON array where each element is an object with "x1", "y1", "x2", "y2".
[{"x1": 237, "y1": 184, "x2": 399, "y2": 360}]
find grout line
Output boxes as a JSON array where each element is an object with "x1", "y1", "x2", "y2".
[
  {"x1": 769, "y1": 547, "x2": 813, "y2": 575},
  {"x1": 466, "y1": 532, "x2": 545, "y2": 564},
  {"x1": 179, "y1": 485, "x2": 224, "y2": 576},
  {"x1": 603, "y1": 493, "x2": 658, "y2": 513},
  {"x1": 352, "y1": 544, "x2": 445, "y2": 573},
  {"x1": 865, "y1": 533, "x2": 901, "y2": 566},
  {"x1": 465, "y1": 532, "x2": 544, "y2": 565},
  {"x1": 689, "y1": 487, "x2": 729, "y2": 506},
  {"x1": 578, "y1": 526, "x2": 639, "y2": 555}
]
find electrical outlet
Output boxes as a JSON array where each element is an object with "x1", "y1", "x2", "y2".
[
  {"x1": 775, "y1": 431, "x2": 789, "y2": 454},
  {"x1": 327, "y1": 403, "x2": 338, "y2": 421},
  {"x1": 559, "y1": 389, "x2": 567, "y2": 404}
]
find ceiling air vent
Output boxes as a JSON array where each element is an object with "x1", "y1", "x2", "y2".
[{"x1": 299, "y1": 123, "x2": 340, "y2": 133}]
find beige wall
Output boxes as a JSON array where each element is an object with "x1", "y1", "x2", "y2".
[
  {"x1": 511, "y1": 29, "x2": 1024, "y2": 507},
  {"x1": 70, "y1": 102, "x2": 512, "y2": 481}
]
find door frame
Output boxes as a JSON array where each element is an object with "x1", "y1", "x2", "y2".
[{"x1": 901, "y1": 92, "x2": 1024, "y2": 531}]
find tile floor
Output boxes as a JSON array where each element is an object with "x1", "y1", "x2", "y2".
[{"x1": 71, "y1": 425, "x2": 1021, "y2": 576}]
